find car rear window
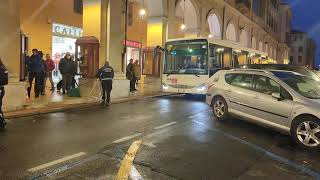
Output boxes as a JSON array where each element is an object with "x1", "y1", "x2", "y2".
[{"x1": 225, "y1": 73, "x2": 254, "y2": 89}]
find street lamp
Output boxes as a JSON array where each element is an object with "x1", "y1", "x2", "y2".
[
  {"x1": 180, "y1": 0, "x2": 186, "y2": 32},
  {"x1": 208, "y1": 34, "x2": 213, "y2": 38},
  {"x1": 180, "y1": 24, "x2": 186, "y2": 31},
  {"x1": 139, "y1": 0, "x2": 146, "y2": 20},
  {"x1": 139, "y1": 8, "x2": 146, "y2": 20}
]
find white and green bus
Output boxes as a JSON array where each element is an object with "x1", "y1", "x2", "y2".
[{"x1": 162, "y1": 38, "x2": 267, "y2": 94}]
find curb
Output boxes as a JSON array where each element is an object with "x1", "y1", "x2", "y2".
[{"x1": 4, "y1": 93, "x2": 177, "y2": 119}]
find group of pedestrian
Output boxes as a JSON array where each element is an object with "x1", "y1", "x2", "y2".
[
  {"x1": 25, "y1": 49, "x2": 53, "y2": 98},
  {"x1": 126, "y1": 59, "x2": 140, "y2": 92},
  {"x1": 25, "y1": 49, "x2": 76, "y2": 98}
]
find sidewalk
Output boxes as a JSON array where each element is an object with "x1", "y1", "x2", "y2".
[{"x1": 4, "y1": 80, "x2": 168, "y2": 119}]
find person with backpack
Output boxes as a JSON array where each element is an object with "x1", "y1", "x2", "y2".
[
  {"x1": 0, "y1": 58, "x2": 8, "y2": 128},
  {"x1": 96, "y1": 61, "x2": 114, "y2": 105}
]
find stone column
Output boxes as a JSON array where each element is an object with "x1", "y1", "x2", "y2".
[
  {"x1": 0, "y1": 0, "x2": 21, "y2": 81},
  {"x1": 0, "y1": 0, "x2": 26, "y2": 111},
  {"x1": 107, "y1": 0, "x2": 124, "y2": 72},
  {"x1": 166, "y1": 0, "x2": 179, "y2": 40},
  {"x1": 83, "y1": 0, "x2": 108, "y2": 68},
  {"x1": 146, "y1": 17, "x2": 167, "y2": 47},
  {"x1": 81, "y1": 0, "x2": 129, "y2": 98}
]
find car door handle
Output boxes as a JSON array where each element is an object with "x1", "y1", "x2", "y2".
[{"x1": 226, "y1": 89, "x2": 232, "y2": 92}]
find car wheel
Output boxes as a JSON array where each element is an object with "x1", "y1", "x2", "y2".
[
  {"x1": 291, "y1": 116, "x2": 320, "y2": 150},
  {"x1": 212, "y1": 96, "x2": 228, "y2": 121}
]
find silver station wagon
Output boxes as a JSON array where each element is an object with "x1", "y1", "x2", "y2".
[{"x1": 206, "y1": 69, "x2": 320, "y2": 150}]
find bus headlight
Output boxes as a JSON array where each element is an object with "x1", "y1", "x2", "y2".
[
  {"x1": 162, "y1": 83, "x2": 169, "y2": 90},
  {"x1": 196, "y1": 84, "x2": 207, "y2": 92}
]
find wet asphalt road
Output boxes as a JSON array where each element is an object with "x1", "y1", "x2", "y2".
[{"x1": 1, "y1": 95, "x2": 320, "y2": 180}]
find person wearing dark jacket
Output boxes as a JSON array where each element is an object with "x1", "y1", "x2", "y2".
[
  {"x1": 59, "y1": 52, "x2": 75, "y2": 94},
  {"x1": 26, "y1": 49, "x2": 45, "y2": 98},
  {"x1": 96, "y1": 61, "x2": 114, "y2": 105},
  {"x1": 38, "y1": 51, "x2": 47, "y2": 95},
  {"x1": 0, "y1": 58, "x2": 8, "y2": 128},
  {"x1": 126, "y1": 59, "x2": 136, "y2": 92}
]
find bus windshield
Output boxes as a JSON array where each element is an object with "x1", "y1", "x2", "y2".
[{"x1": 164, "y1": 39, "x2": 208, "y2": 75}]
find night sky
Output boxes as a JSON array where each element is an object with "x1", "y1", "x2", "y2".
[{"x1": 284, "y1": 0, "x2": 320, "y2": 66}]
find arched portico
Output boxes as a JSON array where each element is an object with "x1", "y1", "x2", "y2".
[
  {"x1": 252, "y1": 36, "x2": 257, "y2": 49},
  {"x1": 207, "y1": 13, "x2": 221, "y2": 39},
  {"x1": 226, "y1": 22, "x2": 237, "y2": 42},
  {"x1": 239, "y1": 29, "x2": 248, "y2": 46},
  {"x1": 175, "y1": 0, "x2": 199, "y2": 37},
  {"x1": 258, "y1": 41, "x2": 263, "y2": 51}
]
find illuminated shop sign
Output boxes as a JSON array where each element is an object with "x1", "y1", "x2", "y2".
[
  {"x1": 52, "y1": 23, "x2": 83, "y2": 38},
  {"x1": 123, "y1": 40, "x2": 142, "y2": 48}
]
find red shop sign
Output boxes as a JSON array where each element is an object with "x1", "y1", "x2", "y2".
[{"x1": 123, "y1": 40, "x2": 142, "y2": 48}]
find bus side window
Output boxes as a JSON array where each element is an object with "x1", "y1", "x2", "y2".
[{"x1": 209, "y1": 44, "x2": 221, "y2": 77}]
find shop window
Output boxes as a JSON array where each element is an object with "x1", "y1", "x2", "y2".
[{"x1": 74, "y1": 0, "x2": 83, "y2": 15}]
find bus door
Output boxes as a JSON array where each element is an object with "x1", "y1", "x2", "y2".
[{"x1": 209, "y1": 44, "x2": 222, "y2": 77}]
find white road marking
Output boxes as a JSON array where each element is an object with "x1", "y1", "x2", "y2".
[
  {"x1": 188, "y1": 110, "x2": 211, "y2": 119},
  {"x1": 143, "y1": 142, "x2": 157, "y2": 148},
  {"x1": 153, "y1": 122, "x2": 177, "y2": 130},
  {"x1": 129, "y1": 165, "x2": 144, "y2": 180},
  {"x1": 188, "y1": 114, "x2": 199, "y2": 119},
  {"x1": 27, "y1": 152, "x2": 86, "y2": 172},
  {"x1": 113, "y1": 133, "x2": 142, "y2": 144}
]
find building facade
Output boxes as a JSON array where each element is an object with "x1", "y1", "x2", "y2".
[
  {"x1": 20, "y1": 0, "x2": 83, "y2": 62},
  {"x1": 0, "y1": 0, "x2": 294, "y2": 110},
  {"x1": 288, "y1": 30, "x2": 317, "y2": 67}
]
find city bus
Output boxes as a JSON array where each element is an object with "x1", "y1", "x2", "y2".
[{"x1": 162, "y1": 38, "x2": 268, "y2": 94}]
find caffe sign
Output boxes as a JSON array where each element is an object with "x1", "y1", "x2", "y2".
[{"x1": 52, "y1": 23, "x2": 83, "y2": 38}]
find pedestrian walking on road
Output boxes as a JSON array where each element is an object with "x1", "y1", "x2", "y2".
[
  {"x1": 133, "y1": 60, "x2": 140, "y2": 90},
  {"x1": 45, "y1": 54, "x2": 55, "y2": 91},
  {"x1": 0, "y1": 58, "x2": 8, "y2": 128},
  {"x1": 59, "y1": 52, "x2": 76, "y2": 95},
  {"x1": 126, "y1": 59, "x2": 136, "y2": 92},
  {"x1": 96, "y1": 61, "x2": 114, "y2": 106},
  {"x1": 26, "y1": 49, "x2": 45, "y2": 98}
]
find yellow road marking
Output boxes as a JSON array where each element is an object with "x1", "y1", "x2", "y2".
[{"x1": 115, "y1": 140, "x2": 142, "y2": 180}]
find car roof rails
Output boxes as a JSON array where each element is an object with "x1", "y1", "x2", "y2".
[{"x1": 231, "y1": 68, "x2": 273, "y2": 75}]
